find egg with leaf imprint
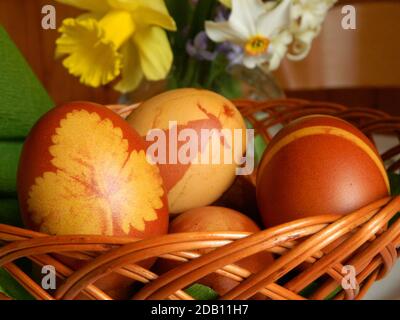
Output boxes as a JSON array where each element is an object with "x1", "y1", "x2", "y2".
[{"x1": 17, "y1": 102, "x2": 169, "y2": 238}]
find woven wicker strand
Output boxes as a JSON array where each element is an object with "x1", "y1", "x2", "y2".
[{"x1": 1, "y1": 99, "x2": 400, "y2": 300}]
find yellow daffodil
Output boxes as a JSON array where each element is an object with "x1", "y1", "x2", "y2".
[{"x1": 55, "y1": 0, "x2": 177, "y2": 93}]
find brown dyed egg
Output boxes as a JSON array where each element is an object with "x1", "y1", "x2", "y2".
[
  {"x1": 18, "y1": 102, "x2": 170, "y2": 299},
  {"x1": 257, "y1": 115, "x2": 390, "y2": 228},
  {"x1": 155, "y1": 206, "x2": 274, "y2": 298},
  {"x1": 18, "y1": 101, "x2": 169, "y2": 238},
  {"x1": 126, "y1": 89, "x2": 247, "y2": 214}
]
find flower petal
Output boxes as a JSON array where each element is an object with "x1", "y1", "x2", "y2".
[
  {"x1": 194, "y1": 31, "x2": 209, "y2": 50},
  {"x1": 287, "y1": 29, "x2": 318, "y2": 61},
  {"x1": 243, "y1": 54, "x2": 269, "y2": 69},
  {"x1": 205, "y1": 21, "x2": 247, "y2": 44},
  {"x1": 206, "y1": 0, "x2": 278, "y2": 45},
  {"x1": 269, "y1": 30, "x2": 292, "y2": 69},
  {"x1": 55, "y1": 0, "x2": 109, "y2": 12},
  {"x1": 109, "y1": 0, "x2": 176, "y2": 30},
  {"x1": 56, "y1": 18, "x2": 122, "y2": 87},
  {"x1": 133, "y1": 7, "x2": 176, "y2": 31},
  {"x1": 134, "y1": 26, "x2": 173, "y2": 81},
  {"x1": 98, "y1": 10, "x2": 136, "y2": 47},
  {"x1": 230, "y1": 0, "x2": 265, "y2": 37},
  {"x1": 268, "y1": 53, "x2": 282, "y2": 71},
  {"x1": 114, "y1": 40, "x2": 144, "y2": 93},
  {"x1": 75, "y1": 12, "x2": 105, "y2": 22},
  {"x1": 109, "y1": 0, "x2": 166, "y2": 13},
  {"x1": 256, "y1": 0, "x2": 291, "y2": 37}
]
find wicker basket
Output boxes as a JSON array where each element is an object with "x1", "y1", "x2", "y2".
[{"x1": 1, "y1": 99, "x2": 400, "y2": 300}]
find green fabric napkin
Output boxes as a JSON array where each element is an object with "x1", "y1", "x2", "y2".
[
  {"x1": 0, "y1": 25, "x2": 54, "y2": 301},
  {"x1": 0, "y1": 197, "x2": 22, "y2": 226},
  {"x1": 0, "y1": 141, "x2": 23, "y2": 195},
  {"x1": 0, "y1": 25, "x2": 53, "y2": 139}
]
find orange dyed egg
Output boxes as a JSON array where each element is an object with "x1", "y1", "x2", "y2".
[
  {"x1": 156, "y1": 206, "x2": 274, "y2": 298},
  {"x1": 17, "y1": 102, "x2": 169, "y2": 238},
  {"x1": 257, "y1": 115, "x2": 390, "y2": 228},
  {"x1": 127, "y1": 89, "x2": 247, "y2": 214}
]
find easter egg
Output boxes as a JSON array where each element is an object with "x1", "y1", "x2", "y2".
[
  {"x1": 155, "y1": 206, "x2": 274, "y2": 298},
  {"x1": 17, "y1": 101, "x2": 169, "y2": 238},
  {"x1": 126, "y1": 89, "x2": 247, "y2": 214},
  {"x1": 257, "y1": 115, "x2": 390, "y2": 227}
]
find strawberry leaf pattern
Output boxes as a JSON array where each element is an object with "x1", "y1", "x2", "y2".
[{"x1": 28, "y1": 109, "x2": 164, "y2": 235}]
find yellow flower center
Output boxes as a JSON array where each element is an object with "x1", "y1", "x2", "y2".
[{"x1": 245, "y1": 36, "x2": 270, "y2": 56}]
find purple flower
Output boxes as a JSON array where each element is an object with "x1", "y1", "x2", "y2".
[
  {"x1": 217, "y1": 42, "x2": 244, "y2": 66},
  {"x1": 215, "y1": 5, "x2": 230, "y2": 22},
  {"x1": 186, "y1": 31, "x2": 218, "y2": 61}
]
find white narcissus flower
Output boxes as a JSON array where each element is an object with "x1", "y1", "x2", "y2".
[
  {"x1": 206, "y1": 0, "x2": 292, "y2": 71},
  {"x1": 292, "y1": 0, "x2": 336, "y2": 31},
  {"x1": 288, "y1": 0, "x2": 337, "y2": 60}
]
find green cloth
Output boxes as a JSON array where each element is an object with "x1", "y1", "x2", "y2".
[
  {"x1": 0, "y1": 25, "x2": 53, "y2": 139},
  {"x1": 0, "y1": 142, "x2": 23, "y2": 194},
  {"x1": 0, "y1": 26, "x2": 52, "y2": 300},
  {"x1": 0, "y1": 197, "x2": 22, "y2": 227}
]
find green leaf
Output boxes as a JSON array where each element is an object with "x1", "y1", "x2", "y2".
[
  {"x1": 245, "y1": 119, "x2": 268, "y2": 165},
  {"x1": 299, "y1": 281, "x2": 341, "y2": 300},
  {"x1": 181, "y1": 58, "x2": 199, "y2": 87},
  {"x1": 185, "y1": 283, "x2": 219, "y2": 300},
  {"x1": 188, "y1": 0, "x2": 217, "y2": 39},
  {"x1": 325, "y1": 286, "x2": 342, "y2": 300},
  {"x1": 165, "y1": 0, "x2": 192, "y2": 32},
  {"x1": 168, "y1": 0, "x2": 217, "y2": 87},
  {"x1": 206, "y1": 55, "x2": 228, "y2": 87},
  {"x1": 213, "y1": 72, "x2": 242, "y2": 99},
  {"x1": 298, "y1": 281, "x2": 319, "y2": 298},
  {"x1": 0, "y1": 268, "x2": 34, "y2": 300},
  {"x1": 0, "y1": 25, "x2": 53, "y2": 139},
  {"x1": 165, "y1": 0, "x2": 192, "y2": 63}
]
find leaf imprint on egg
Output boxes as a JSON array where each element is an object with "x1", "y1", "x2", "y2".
[{"x1": 28, "y1": 109, "x2": 164, "y2": 236}]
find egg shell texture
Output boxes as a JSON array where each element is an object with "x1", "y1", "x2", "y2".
[
  {"x1": 127, "y1": 89, "x2": 247, "y2": 214},
  {"x1": 257, "y1": 115, "x2": 389, "y2": 227},
  {"x1": 160, "y1": 206, "x2": 274, "y2": 298},
  {"x1": 17, "y1": 102, "x2": 169, "y2": 238}
]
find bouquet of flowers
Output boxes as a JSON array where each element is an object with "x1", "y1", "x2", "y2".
[{"x1": 55, "y1": 0, "x2": 337, "y2": 98}]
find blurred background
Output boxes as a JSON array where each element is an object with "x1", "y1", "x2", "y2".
[{"x1": 0, "y1": 0, "x2": 399, "y2": 113}]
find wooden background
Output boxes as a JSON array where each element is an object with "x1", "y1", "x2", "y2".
[
  {"x1": 277, "y1": 0, "x2": 400, "y2": 115},
  {"x1": 0, "y1": 0, "x2": 399, "y2": 113},
  {"x1": 0, "y1": 0, "x2": 119, "y2": 105}
]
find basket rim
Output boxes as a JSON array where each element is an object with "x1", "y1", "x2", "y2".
[{"x1": 2, "y1": 98, "x2": 400, "y2": 300}]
